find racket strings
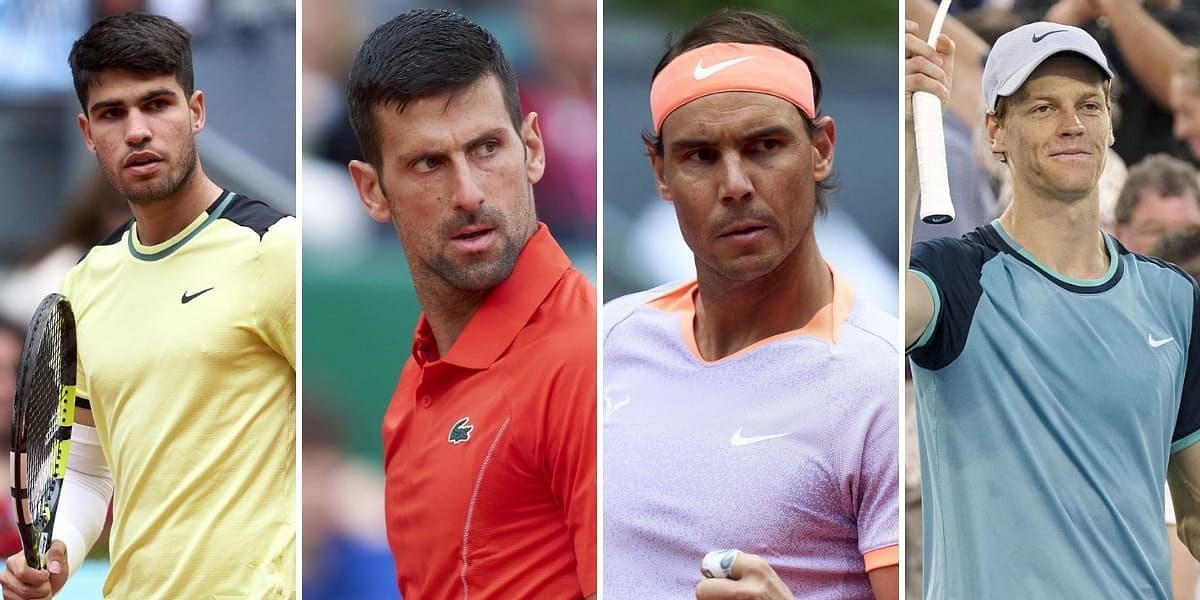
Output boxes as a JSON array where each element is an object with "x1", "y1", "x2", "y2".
[{"x1": 23, "y1": 305, "x2": 65, "y2": 530}]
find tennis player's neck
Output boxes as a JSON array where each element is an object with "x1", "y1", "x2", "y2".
[
  {"x1": 129, "y1": 171, "x2": 223, "y2": 246},
  {"x1": 999, "y1": 198, "x2": 1109, "y2": 280},
  {"x1": 693, "y1": 247, "x2": 832, "y2": 361},
  {"x1": 413, "y1": 281, "x2": 488, "y2": 358}
]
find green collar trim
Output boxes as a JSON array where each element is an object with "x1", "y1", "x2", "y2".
[{"x1": 128, "y1": 191, "x2": 235, "y2": 262}]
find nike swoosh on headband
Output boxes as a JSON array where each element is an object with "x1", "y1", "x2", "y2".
[{"x1": 694, "y1": 56, "x2": 756, "y2": 80}]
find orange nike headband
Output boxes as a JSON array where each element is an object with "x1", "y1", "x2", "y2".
[{"x1": 649, "y1": 42, "x2": 816, "y2": 135}]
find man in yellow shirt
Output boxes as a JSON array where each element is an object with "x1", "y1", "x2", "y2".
[{"x1": 0, "y1": 12, "x2": 295, "y2": 599}]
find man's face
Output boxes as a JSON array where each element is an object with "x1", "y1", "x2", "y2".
[
  {"x1": 1115, "y1": 188, "x2": 1200, "y2": 255},
  {"x1": 987, "y1": 57, "x2": 1114, "y2": 202},
  {"x1": 77, "y1": 70, "x2": 202, "y2": 205},
  {"x1": 650, "y1": 92, "x2": 834, "y2": 284},
  {"x1": 349, "y1": 75, "x2": 544, "y2": 292},
  {"x1": 1170, "y1": 76, "x2": 1200, "y2": 160}
]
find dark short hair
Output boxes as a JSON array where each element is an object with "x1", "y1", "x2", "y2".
[
  {"x1": 643, "y1": 9, "x2": 833, "y2": 212},
  {"x1": 346, "y1": 9, "x2": 522, "y2": 168},
  {"x1": 69, "y1": 12, "x2": 194, "y2": 113},
  {"x1": 1115, "y1": 153, "x2": 1200, "y2": 225}
]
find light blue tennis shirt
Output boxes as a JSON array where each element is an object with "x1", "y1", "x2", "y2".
[{"x1": 909, "y1": 221, "x2": 1200, "y2": 599}]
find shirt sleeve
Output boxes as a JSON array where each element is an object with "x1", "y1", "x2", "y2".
[
  {"x1": 59, "y1": 268, "x2": 91, "y2": 409},
  {"x1": 255, "y1": 216, "x2": 296, "y2": 368},
  {"x1": 856, "y1": 388, "x2": 900, "y2": 570},
  {"x1": 1173, "y1": 278, "x2": 1200, "y2": 452},
  {"x1": 907, "y1": 235, "x2": 991, "y2": 371},
  {"x1": 541, "y1": 336, "x2": 597, "y2": 596}
]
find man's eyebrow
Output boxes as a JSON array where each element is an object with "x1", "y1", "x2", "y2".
[
  {"x1": 89, "y1": 87, "x2": 177, "y2": 115},
  {"x1": 397, "y1": 127, "x2": 509, "y2": 165},
  {"x1": 740, "y1": 125, "x2": 792, "y2": 142},
  {"x1": 667, "y1": 125, "x2": 793, "y2": 153},
  {"x1": 667, "y1": 137, "x2": 714, "y2": 153},
  {"x1": 137, "y1": 87, "x2": 177, "y2": 103}
]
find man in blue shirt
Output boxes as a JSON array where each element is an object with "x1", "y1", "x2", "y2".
[{"x1": 906, "y1": 20, "x2": 1200, "y2": 598}]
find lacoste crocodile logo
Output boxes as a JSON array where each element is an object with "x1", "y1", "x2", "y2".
[{"x1": 448, "y1": 416, "x2": 474, "y2": 444}]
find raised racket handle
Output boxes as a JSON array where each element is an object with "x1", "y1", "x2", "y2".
[{"x1": 913, "y1": 91, "x2": 955, "y2": 224}]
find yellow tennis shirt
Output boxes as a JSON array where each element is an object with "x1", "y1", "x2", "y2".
[{"x1": 60, "y1": 191, "x2": 295, "y2": 598}]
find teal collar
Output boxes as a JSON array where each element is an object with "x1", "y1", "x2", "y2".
[{"x1": 128, "y1": 191, "x2": 235, "y2": 262}]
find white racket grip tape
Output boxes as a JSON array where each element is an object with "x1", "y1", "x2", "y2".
[
  {"x1": 913, "y1": 91, "x2": 955, "y2": 224},
  {"x1": 701, "y1": 548, "x2": 742, "y2": 579}
]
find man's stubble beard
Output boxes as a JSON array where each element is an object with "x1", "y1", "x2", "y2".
[
  {"x1": 406, "y1": 186, "x2": 534, "y2": 293},
  {"x1": 427, "y1": 224, "x2": 523, "y2": 292},
  {"x1": 104, "y1": 135, "x2": 199, "y2": 206}
]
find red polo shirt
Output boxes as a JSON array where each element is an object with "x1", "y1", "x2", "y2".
[{"x1": 382, "y1": 224, "x2": 597, "y2": 599}]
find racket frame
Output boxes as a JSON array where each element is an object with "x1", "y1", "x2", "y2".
[{"x1": 10, "y1": 294, "x2": 77, "y2": 570}]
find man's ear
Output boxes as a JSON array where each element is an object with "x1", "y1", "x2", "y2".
[
  {"x1": 986, "y1": 113, "x2": 1006, "y2": 155},
  {"x1": 810, "y1": 115, "x2": 836, "y2": 183},
  {"x1": 648, "y1": 148, "x2": 672, "y2": 202},
  {"x1": 522, "y1": 112, "x2": 546, "y2": 185},
  {"x1": 77, "y1": 113, "x2": 97, "y2": 155},
  {"x1": 189, "y1": 90, "x2": 207, "y2": 134},
  {"x1": 348, "y1": 160, "x2": 392, "y2": 223}
]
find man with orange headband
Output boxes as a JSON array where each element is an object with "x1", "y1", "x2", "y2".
[{"x1": 604, "y1": 9, "x2": 899, "y2": 600}]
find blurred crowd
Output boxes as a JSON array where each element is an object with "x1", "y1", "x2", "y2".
[{"x1": 907, "y1": 1, "x2": 1200, "y2": 598}]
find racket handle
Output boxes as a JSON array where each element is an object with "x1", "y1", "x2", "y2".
[{"x1": 912, "y1": 91, "x2": 955, "y2": 224}]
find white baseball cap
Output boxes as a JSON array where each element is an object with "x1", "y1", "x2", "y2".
[{"x1": 982, "y1": 22, "x2": 1113, "y2": 113}]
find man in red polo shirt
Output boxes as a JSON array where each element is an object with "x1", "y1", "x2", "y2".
[{"x1": 344, "y1": 8, "x2": 597, "y2": 600}]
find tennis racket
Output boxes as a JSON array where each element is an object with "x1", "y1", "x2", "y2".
[
  {"x1": 914, "y1": 0, "x2": 955, "y2": 224},
  {"x1": 10, "y1": 294, "x2": 77, "y2": 570}
]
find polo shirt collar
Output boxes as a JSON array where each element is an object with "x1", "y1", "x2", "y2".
[{"x1": 411, "y1": 223, "x2": 570, "y2": 369}]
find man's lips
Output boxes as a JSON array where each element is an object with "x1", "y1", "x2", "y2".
[
  {"x1": 123, "y1": 151, "x2": 162, "y2": 168},
  {"x1": 448, "y1": 225, "x2": 497, "y2": 253},
  {"x1": 717, "y1": 221, "x2": 768, "y2": 238},
  {"x1": 123, "y1": 151, "x2": 164, "y2": 176},
  {"x1": 1048, "y1": 149, "x2": 1092, "y2": 158},
  {"x1": 451, "y1": 225, "x2": 495, "y2": 240}
]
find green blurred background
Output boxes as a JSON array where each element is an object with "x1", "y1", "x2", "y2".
[{"x1": 606, "y1": 0, "x2": 894, "y2": 40}]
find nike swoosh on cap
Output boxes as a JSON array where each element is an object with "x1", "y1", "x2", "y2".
[
  {"x1": 694, "y1": 56, "x2": 756, "y2": 80},
  {"x1": 1032, "y1": 30, "x2": 1067, "y2": 43}
]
